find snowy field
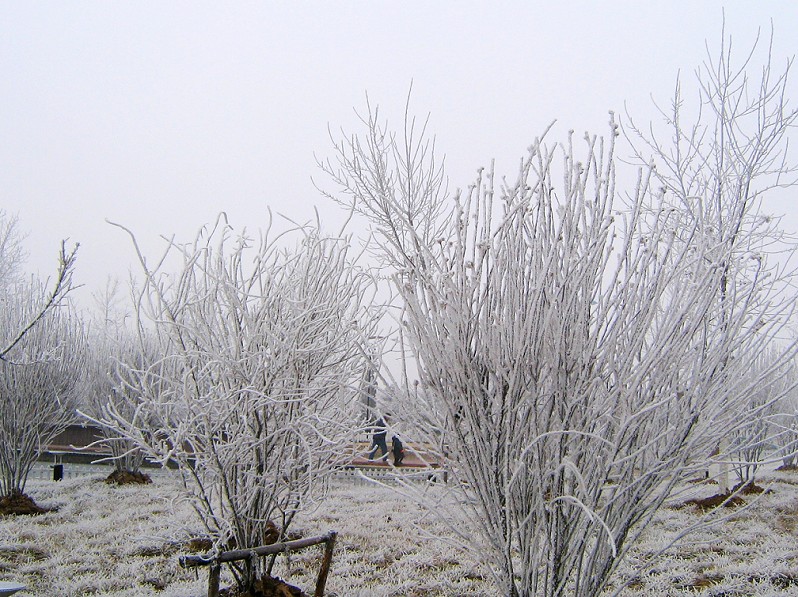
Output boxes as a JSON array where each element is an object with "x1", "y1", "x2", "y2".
[{"x1": 3, "y1": 464, "x2": 798, "y2": 596}]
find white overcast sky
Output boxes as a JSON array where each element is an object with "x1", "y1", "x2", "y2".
[{"x1": 2, "y1": 2, "x2": 797, "y2": 306}]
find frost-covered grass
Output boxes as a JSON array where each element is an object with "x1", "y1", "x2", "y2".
[
  {"x1": 609, "y1": 466, "x2": 798, "y2": 596},
  {"x1": 3, "y1": 466, "x2": 798, "y2": 596},
  {"x1": 0, "y1": 471, "x2": 489, "y2": 597},
  {"x1": 0, "y1": 471, "x2": 204, "y2": 596}
]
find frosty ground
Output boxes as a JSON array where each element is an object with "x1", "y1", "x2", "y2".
[{"x1": 3, "y1": 464, "x2": 798, "y2": 596}]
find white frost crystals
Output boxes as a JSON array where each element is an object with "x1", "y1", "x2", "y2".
[
  {"x1": 87, "y1": 214, "x2": 379, "y2": 591},
  {"x1": 0, "y1": 210, "x2": 83, "y2": 500},
  {"x1": 320, "y1": 30, "x2": 798, "y2": 597}
]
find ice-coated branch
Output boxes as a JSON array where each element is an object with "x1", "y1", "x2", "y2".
[
  {"x1": 91, "y1": 217, "x2": 378, "y2": 591},
  {"x1": 322, "y1": 27, "x2": 797, "y2": 596},
  {"x1": 0, "y1": 240, "x2": 79, "y2": 363},
  {"x1": 0, "y1": 281, "x2": 86, "y2": 497}
]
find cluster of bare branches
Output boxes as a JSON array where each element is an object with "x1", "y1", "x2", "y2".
[
  {"x1": 0, "y1": 212, "x2": 83, "y2": 499},
  {"x1": 0, "y1": 261, "x2": 84, "y2": 500},
  {"x1": 624, "y1": 23, "x2": 798, "y2": 492},
  {"x1": 724, "y1": 349, "x2": 796, "y2": 485},
  {"x1": 88, "y1": 215, "x2": 378, "y2": 589},
  {"x1": 321, "y1": 29, "x2": 797, "y2": 597},
  {"x1": 0, "y1": 210, "x2": 27, "y2": 288},
  {"x1": 79, "y1": 281, "x2": 150, "y2": 475},
  {"x1": 767, "y1": 356, "x2": 798, "y2": 468}
]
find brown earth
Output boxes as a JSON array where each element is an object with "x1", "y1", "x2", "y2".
[
  {"x1": 683, "y1": 492, "x2": 746, "y2": 511},
  {"x1": 219, "y1": 575, "x2": 308, "y2": 597},
  {"x1": 175, "y1": 521, "x2": 281, "y2": 558},
  {"x1": 0, "y1": 492, "x2": 54, "y2": 515},
  {"x1": 687, "y1": 476, "x2": 718, "y2": 485},
  {"x1": 731, "y1": 481, "x2": 769, "y2": 495},
  {"x1": 680, "y1": 479, "x2": 772, "y2": 511},
  {"x1": 183, "y1": 536, "x2": 214, "y2": 553},
  {"x1": 104, "y1": 469, "x2": 152, "y2": 485}
]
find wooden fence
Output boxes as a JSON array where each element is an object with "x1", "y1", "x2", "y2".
[{"x1": 179, "y1": 531, "x2": 337, "y2": 597}]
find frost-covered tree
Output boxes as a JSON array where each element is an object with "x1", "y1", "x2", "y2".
[
  {"x1": 0, "y1": 219, "x2": 82, "y2": 501},
  {"x1": 321, "y1": 31, "x2": 797, "y2": 597},
  {"x1": 769, "y1": 359, "x2": 798, "y2": 468},
  {"x1": 625, "y1": 23, "x2": 798, "y2": 490},
  {"x1": 0, "y1": 211, "x2": 26, "y2": 287},
  {"x1": 0, "y1": 238, "x2": 78, "y2": 364},
  {"x1": 0, "y1": 285, "x2": 86, "y2": 498},
  {"x1": 90, "y1": 215, "x2": 377, "y2": 590},
  {"x1": 81, "y1": 281, "x2": 149, "y2": 477},
  {"x1": 727, "y1": 349, "x2": 795, "y2": 485}
]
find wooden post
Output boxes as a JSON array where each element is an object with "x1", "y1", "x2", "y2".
[
  {"x1": 314, "y1": 531, "x2": 337, "y2": 597},
  {"x1": 208, "y1": 562, "x2": 221, "y2": 597},
  {"x1": 179, "y1": 531, "x2": 337, "y2": 597},
  {"x1": 247, "y1": 551, "x2": 258, "y2": 593}
]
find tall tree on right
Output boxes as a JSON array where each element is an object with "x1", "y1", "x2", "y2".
[
  {"x1": 321, "y1": 28, "x2": 797, "y2": 597},
  {"x1": 625, "y1": 22, "x2": 798, "y2": 491}
]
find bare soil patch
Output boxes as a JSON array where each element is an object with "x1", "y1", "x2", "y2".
[
  {"x1": 219, "y1": 575, "x2": 308, "y2": 597},
  {"x1": 687, "y1": 475, "x2": 718, "y2": 485},
  {"x1": 184, "y1": 536, "x2": 214, "y2": 553},
  {"x1": 731, "y1": 481, "x2": 769, "y2": 495},
  {"x1": 104, "y1": 469, "x2": 152, "y2": 485},
  {"x1": 679, "y1": 481, "x2": 770, "y2": 511},
  {"x1": 0, "y1": 492, "x2": 54, "y2": 515},
  {"x1": 682, "y1": 492, "x2": 746, "y2": 511}
]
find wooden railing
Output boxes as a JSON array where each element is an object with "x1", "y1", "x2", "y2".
[{"x1": 179, "y1": 531, "x2": 337, "y2": 597}]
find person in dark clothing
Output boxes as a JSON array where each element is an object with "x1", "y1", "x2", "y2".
[
  {"x1": 392, "y1": 435, "x2": 404, "y2": 467},
  {"x1": 368, "y1": 415, "x2": 389, "y2": 460}
]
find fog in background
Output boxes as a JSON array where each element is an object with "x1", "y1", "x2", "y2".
[{"x1": 1, "y1": 2, "x2": 797, "y2": 306}]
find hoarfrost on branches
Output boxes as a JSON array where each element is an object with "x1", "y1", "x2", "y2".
[
  {"x1": 321, "y1": 28, "x2": 798, "y2": 597},
  {"x1": 80, "y1": 281, "x2": 150, "y2": 475},
  {"x1": 0, "y1": 210, "x2": 26, "y2": 287},
  {"x1": 90, "y1": 214, "x2": 379, "y2": 590},
  {"x1": 0, "y1": 280, "x2": 86, "y2": 498},
  {"x1": 0, "y1": 214, "x2": 82, "y2": 499},
  {"x1": 769, "y1": 359, "x2": 798, "y2": 468}
]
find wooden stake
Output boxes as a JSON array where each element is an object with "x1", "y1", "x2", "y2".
[
  {"x1": 207, "y1": 562, "x2": 220, "y2": 597},
  {"x1": 315, "y1": 531, "x2": 337, "y2": 597}
]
